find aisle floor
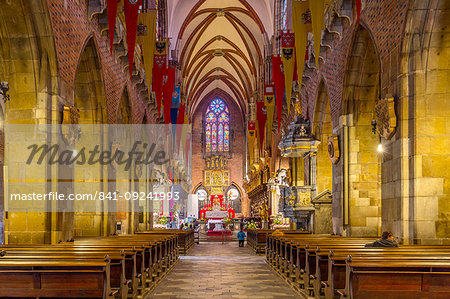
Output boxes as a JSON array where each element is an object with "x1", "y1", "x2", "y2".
[{"x1": 148, "y1": 242, "x2": 299, "y2": 298}]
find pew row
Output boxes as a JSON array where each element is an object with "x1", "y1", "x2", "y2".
[
  {"x1": 136, "y1": 229, "x2": 195, "y2": 254},
  {"x1": 263, "y1": 232, "x2": 450, "y2": 298},
  {"x1": 0, "y1": 233, "x2": 179, "y2": 298}
]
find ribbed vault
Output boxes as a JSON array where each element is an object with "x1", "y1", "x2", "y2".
[{"x1": 168, "y1": 0, "x2": 271, "y2": 117}]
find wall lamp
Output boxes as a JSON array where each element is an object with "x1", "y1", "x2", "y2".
[{"x1": 0, "y1": 81, "x2": 10, "y2": 103}]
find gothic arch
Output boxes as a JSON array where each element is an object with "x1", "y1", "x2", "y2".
[
  {"x1": 341, "y1": 25, "x2": 381, "y2": 237},
  {"x1": 313, "y1": 81, "x2": 333, "y2": 196},
  {"x1": 74, "y1": 36, "x2": 106, "y2": 124}
]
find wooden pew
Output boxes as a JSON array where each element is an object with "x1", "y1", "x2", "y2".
[
  {"x1": 136, "y1": 229, "x2": 194, "y2": 254},
  {"x1": 1, "y1": 246, "x2": 138, "y2": 298},
  {"x1": 0, "y1": 233, "x2": 177, "y2": 298},
  {"x1": 265, "y1": 233, "x2": 450, "y2": 298},
  {"x1": 345, "y1": 258, "x2": 450, "y2": 298},
  {"x1": 322, "y1": 248, "x2": 450, "y2": 299},
  {"x1": 0, "y1": 259, "x2": 115, "y2": 298},
  {"x1": 0, "y1": 251, "x2": 129, "y2": 299}
]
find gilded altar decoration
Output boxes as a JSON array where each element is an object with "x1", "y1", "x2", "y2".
[
  {"x1": 297, "y1": 189, "x2": 311, "y2": 206},
  {"x1": 204, "y1": 170, "x2": 229, "y2": 187},
  {"x1": 327, "y1": 135, "x2": 340, "y2": 164},
  {"x1": 61, "y1": 105, "x2": 80, "y2": 146},
  {"x1": 295, "y1": 99, "x2": 302, "y2": 116},
  {"x1": 375, "y1": 95, "x2": 396, "y2": 139}
]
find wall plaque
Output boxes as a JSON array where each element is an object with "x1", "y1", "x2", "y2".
[{"x1": 327, "y1": 135, "x2": 340, "y2": 164}]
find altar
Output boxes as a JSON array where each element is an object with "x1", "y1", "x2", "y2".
[{"x1": 198, "y1": 195, "x2": 235, "y2": 236}]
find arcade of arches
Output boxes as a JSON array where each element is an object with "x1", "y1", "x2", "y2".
[{"x1": 0, "y1": 0, "x2": 449, "y2": 297}]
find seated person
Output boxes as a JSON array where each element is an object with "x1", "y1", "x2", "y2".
[{"x1": 365, "y1": 231, "x2": 398, "y2": 247}]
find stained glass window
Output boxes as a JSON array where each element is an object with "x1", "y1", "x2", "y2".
[{"x1": 205, "y1": 99, "x2": 230, "y2": 152}]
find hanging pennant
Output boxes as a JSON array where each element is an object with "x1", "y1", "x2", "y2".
[
  {"x1": 180, "y1": 106, "x2": 190, "y2": 157},
  {"x1": 264, "y1": 84, "x2": 275, "y2": 144},
  {"x1": 163, "y1": 66, "x2": 175, "y2": 125},
  {"x1": 256, "y1": 100, "x2": 266, "y2": 153},
  {"x1": 248, "y1": 121, "x2": 256, "y2": 164},
  {"x1": 153, "y1": 40, "x2": 167, "y2": 118},
  {"x1": 309, "y1": 0, "x2": 325, "y2": 67},
  {"x1": 137, "y1": 11, "x2": 157, "y2": 91},
  {"x1": 170, "y1": 86, "x2": 181, "y2": 146},
  {"x1": 176, "y1": 103, "x2": 186, "y2": 151},
  {"x1": 272, "y1": 55, "x2": 284, "y2": 132},
  {"x1": 281, "y1": 31, "x2": 295, "y2": 114},
  {"x1": 356, "y1": 0, "x2": 361, "y2": 25},
  {"x1": 124, "y1": 0, "x2": 142, "y2": 78},
  {"x1": 171, "y1": 86, "x2": 180, "y2": 124},
  {"x1": 107, "y1": 0, "x2": 119, "y2": 54},
  {"x1": 292, "y1": 0, "x2": 312, "y2": 86}
]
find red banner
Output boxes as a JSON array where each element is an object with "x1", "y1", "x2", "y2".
[
  {"x1": 153, "y1": 54, "x2": 165, "y2": 118},
  {"x1": 107, "y1": 0, "x2": 118, "y2": 54},
  {"x1": 272, "y1": 55, "x2": 284, "y2": 132},
  {"x1": 356, "y1": 0, "x2": 361, "y2": 25},
  {"x1": 256, "y1": 100, "x2": 266, "y2": 152},
  {"x1": 163, "y1": 66, "x2": 175, "y2": 124},
  {"x1": 124, "y1": 0, "x2": 142, "y2": 78}
]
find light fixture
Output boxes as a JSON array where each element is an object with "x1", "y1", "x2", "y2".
[
  {"x1": 0, "y1": 81, "x2": 10, "y2": 103},
  {"x1": 377, "y1": 136, "x2": 383, "y2": 153}
]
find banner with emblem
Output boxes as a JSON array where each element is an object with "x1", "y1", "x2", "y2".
[
  {"x1": 309, "y1": 0, "x2": 325, "y2": 67},
  {"x1": 153, "y1": 40, "x2": 167, "y2": 118},
  {"x1": 256, "y1": 100, "x2": 266, "y2": 153},
  {"x1": 264, "y1": 83, "x2": 275, "y2": 144},
  {"x1": 281, "y1": 31, "x2": 295, "y2": 114},
  {"x1": 272, "y1": 55, "x2": 284, "y2": 132},
  {"x1": 107, "y1": 0, "x2": 119, "y2": 54},
  {"x1": 293, "y1": 0, "x2": 312, "y2": 86},
  {"x1": 137, "y1": 11, "x2": 157, "y2": 93},
  {"x1": 124, "y1": 0, "x2": 142, "y2": 78},
  {"x1": 247, "y1": 121, "x2": 256, "y2": 164}
]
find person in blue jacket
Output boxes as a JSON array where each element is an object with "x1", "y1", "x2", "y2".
[{"x1": 237, "y1": 228, "x2": 246, "y2": 247}]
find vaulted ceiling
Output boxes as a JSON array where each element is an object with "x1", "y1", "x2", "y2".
[{"x1": 167, "y1": 0, "x2": 273, "y2": 117}]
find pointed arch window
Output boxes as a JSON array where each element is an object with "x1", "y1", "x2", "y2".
[{"x1": 205, "y1": 99, "x2": 230, "y2": 152}]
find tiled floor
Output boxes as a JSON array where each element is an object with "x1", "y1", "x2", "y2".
[{"x1": 148, "y1": 242, "x2": 300, "y2": 298}]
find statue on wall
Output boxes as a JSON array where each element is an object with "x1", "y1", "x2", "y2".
[{"x1": 259, "y1": 201, "x2": 269, "y2": 221}]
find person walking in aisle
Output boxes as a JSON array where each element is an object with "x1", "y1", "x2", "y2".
[{"x1": 237, "y1": 228, "x2": 246, "y2": 247}]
